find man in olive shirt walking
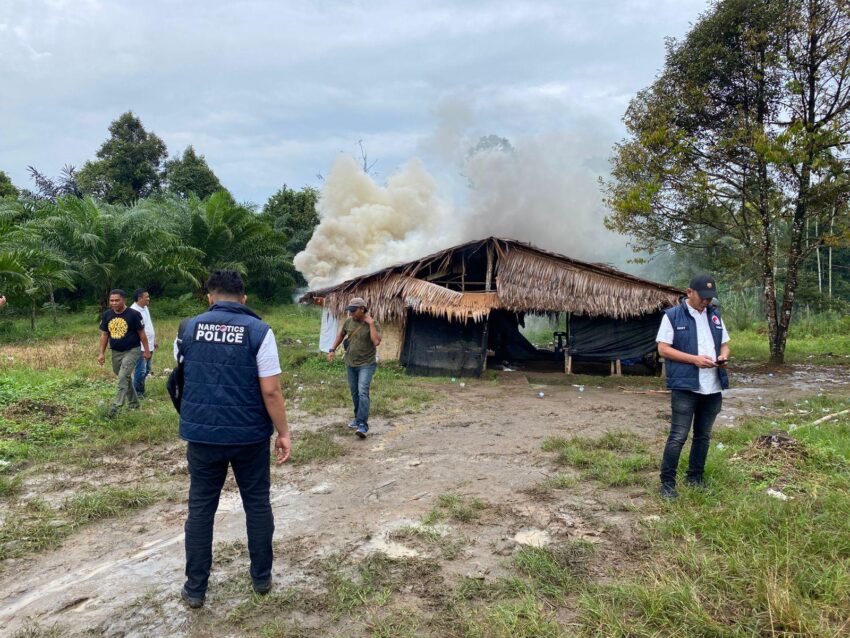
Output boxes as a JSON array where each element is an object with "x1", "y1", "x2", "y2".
[
  {"x1": 327, "y1": 297, "x2": 381, "y2": 438},
  {"x1": 98, "y1": 289, "x2": 151, "y2": 418}
]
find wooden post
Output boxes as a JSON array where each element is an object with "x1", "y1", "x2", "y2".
[
  {"x1": 610, "y1": 361, "x2": 615, "y2": 376},
  {"x1": 461, "y1": 259, "x2": 466, "y2": 292},
  {"x1": 565, "y1": 355, "x2": 572, "y2": 374},
  {"x1": 616, "y1": 360, "x2": 622, "y2": 376},
  {"x1": 485, "y1": 243, "x2": 493, "y2": 292}
]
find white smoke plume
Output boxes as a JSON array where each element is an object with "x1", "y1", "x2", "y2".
[
  {"x1": 295, "y1": 116, "x2": 629, "y2": 289},
  {"x1": 293, "y1": 155, "x2": 456, "y2": 289},
  {"x1": 461, "y1": 130, "x2": 626, "y2": 262}
]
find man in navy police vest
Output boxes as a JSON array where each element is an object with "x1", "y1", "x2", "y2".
[
  {"x1": 656, "y1": 274, "x2": 730, "y2": 499},
  {"x1": 175, "y1": 269, "x2": 292, "y2": 608}
]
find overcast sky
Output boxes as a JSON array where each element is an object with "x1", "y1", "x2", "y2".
[{"x1": 1, "y1": 0, "x2": 707, "y2": 206}]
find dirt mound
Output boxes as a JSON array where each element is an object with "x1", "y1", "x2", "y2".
[
  {"x1": 732, "y1": 430, "x2": 807, "y2": 489},
  {"x1": 4, "y1": 399, "x2": 68, "y2": 424}
]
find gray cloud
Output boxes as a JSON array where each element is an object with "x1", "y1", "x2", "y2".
[{"x1": 1, "y1": 0, "x2": 706, "y2": 204}]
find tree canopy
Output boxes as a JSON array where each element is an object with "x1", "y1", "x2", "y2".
[
  {"x1": 163, "y1": 146, "x2": 225, "y2": 200},
  {"x1": 0, "y1": 171, "x2": 18, "y2": 198},
  {"x1": 76, "y1": 111, "x2": 168, "y2": 205},
  {"x1": 604, "y1": 0, "x2": 850, "y2": 363}
]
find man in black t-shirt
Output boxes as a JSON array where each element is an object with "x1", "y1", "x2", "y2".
[{"x1": 98, "y1": 289, "x2": 151, "y2": 418}]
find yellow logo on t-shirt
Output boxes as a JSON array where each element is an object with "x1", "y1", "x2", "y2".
[{"x1": 108, "y1": 317, "x2": 129, "y2": 339}]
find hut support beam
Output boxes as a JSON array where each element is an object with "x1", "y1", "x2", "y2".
[
  {"x1": 565, "y1": 355, "x2": 572, "y2": 374},
  {"x1": 485, "y1": 244, "x2": 493, "y2": 292}
]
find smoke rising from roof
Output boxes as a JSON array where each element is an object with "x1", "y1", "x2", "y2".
[
  {"x1": 292, "y1": 155, "x2": 455, "y2": 288},
  {"x1": 295, "y1": 115, "x2": 628, "y2": 289}
]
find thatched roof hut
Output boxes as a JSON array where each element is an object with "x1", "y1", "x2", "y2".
[{"x1": 301, "y1": 237, "x2": 682, "y2": 376}]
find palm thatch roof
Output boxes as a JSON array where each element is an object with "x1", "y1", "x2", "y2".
[{"x1": 301, "y1": 237, "x2": 681, "y2": 322}]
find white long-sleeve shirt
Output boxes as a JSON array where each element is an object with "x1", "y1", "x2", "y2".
[{"x1": 131, "y1": 303, "x2": 155, "y2": 352}]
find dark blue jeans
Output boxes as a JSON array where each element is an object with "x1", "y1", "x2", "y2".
[
  {"x1": 184, "y1": 440, "x2": 274, "y2": 597},
  {"x1": 346, "y1": 363, "x2": 377, "y2": 425},
  {"x1": 133, "y1": 352, "x2": 152, "y2": 396},
  {"x1": 660, "y1": 390, "x2": 722, "y2": 486}
]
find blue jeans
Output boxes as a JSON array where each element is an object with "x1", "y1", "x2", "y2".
[
  {"x1": 660, "y1": 390, "x2": 723, "y2": 486},
  {"x1": 184, "y1": 440, "x2": 274, "y2": 597},
  {"x1": 133, "y1": 352, "x2": 152, "y2": 396},
  {"x1": 346, "y1": 363, "x2": 377, "y2": 425}
]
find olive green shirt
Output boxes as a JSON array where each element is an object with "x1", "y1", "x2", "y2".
[{"x1": 342, "y1": 317, "x2": 381, "y2": 367}]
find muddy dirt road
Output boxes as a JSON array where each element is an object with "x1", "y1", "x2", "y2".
[{"x1": 2, "y1": 365, "x2": 847, "y2": 636}]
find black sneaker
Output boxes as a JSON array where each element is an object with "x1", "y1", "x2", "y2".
[
  {"x1": 356, "y1": 423, "x2": 369, "y2": 439},
  {"x1": 253, "y1": 578, "x2": 272, "y2": 595},
  {"x1": 181, "y1": 586, "x2": 205, "y2": 609},
  {"x1": 106, "y1": 406, "x2": 118, "y2": 419},
  {"x1": 659, "y1": 483, "x2": 679, "y2": 500},
  {"x1": 684, "y1": 476, "x2": 706, "y2": 489}
]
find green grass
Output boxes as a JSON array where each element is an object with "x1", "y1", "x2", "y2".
[
  {"x1": 732, "y1": 328, "x2": 850, "y2": 365},
  {"x1": 541, "y1": 430, "x2": 656, "y2": 487},
  {"x1": 513, "y1": 543, "x2": 594, "y2": 600},
  {"x1": 367, "y1": 609, "x2": 425, "y2": 638},
  {"x1": 438, "y1": 594, "x2": 567, "y2": 638},
  {"x1": 0, "y1": 485, "x2": 157, "y2": 562},
  {"x1": 289, "y1": 430, "x2": 345, "y2": 465},
  {"x1": 318, "y1": 552, "x2": 441, "y2": 618},
  {"x1": 390, "y1": 524, "x2": 471, "y2": 560},
  {"x1": 64, "y1": 486, "x2": 158, "y2": 524},
  {"x1": 423, "y1": 493, "x2": 490, "y2": 525},
  {"x1": 576, "y1": 396, "x2": 850, "y2": 636}
]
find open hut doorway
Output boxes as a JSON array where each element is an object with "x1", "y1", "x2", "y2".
[{"x1": 488, "y1": 310, "x2": 561, "y2": 372}]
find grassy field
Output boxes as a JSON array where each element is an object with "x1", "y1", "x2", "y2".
[
  {"x1": 2, "y1": 306, "x2": 850, "y2": 636},
  {"x1": 0, "y1": 304, "x2": 436, "y2": 569}
]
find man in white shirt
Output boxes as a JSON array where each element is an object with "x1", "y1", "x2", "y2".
[
  {"x1": 656, "y1": 274, "x2": 730, "y2": 499},
  {"x1": 131, "y1": 289, "x2": 157, "y2": 398}
]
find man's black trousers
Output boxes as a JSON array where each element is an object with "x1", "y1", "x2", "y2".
[
  {"x1": 659, "y1": 390, "x2": 722, "y2": 486},
  {"x1": 184, "y1": 440, "x2": 274, "y2": 597}
]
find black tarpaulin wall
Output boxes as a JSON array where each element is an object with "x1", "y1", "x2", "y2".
[
  {"x1": 568, "y1": 312, "x2": 663, "y2": 361},
  {"x1": 400, "y1": 311, "x2": 488, "y2": 377}
]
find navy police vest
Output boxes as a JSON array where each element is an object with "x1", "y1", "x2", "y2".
[
  {"x1": 664, "y1": 300, "x2": 729, "y2": 392},
  {"x1": 178, "y1": 301, "x2": 273, "y2": 445}
]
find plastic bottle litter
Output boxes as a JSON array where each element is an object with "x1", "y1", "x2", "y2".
[
  {"x1": 578, "y1": 385, "x2": 584, "y2": 392},
  {"x1": 538, "y1": 392, "x2": 545, "y2": 398},
  {"x1": 451, "y1": 377, "x2": 456, "y2": 383},
  {"x1": 766, "y1": 488, "x2": 789, "y2": 501},
  {"x1": 716, "y1": 442, "x2": 725, "y2": 450},
  {"x1": 459, "y1": 382, "x2": 465, "y2": 388}
]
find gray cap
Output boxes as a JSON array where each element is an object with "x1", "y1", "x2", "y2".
[{"x1": 346, "y1": 297, "x2": 367, "y2": 311}]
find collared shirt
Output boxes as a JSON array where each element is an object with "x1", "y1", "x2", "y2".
[
  {"x1": 131, "y1": 302, "x2": 155, "y2": 352},
  {"x1": 657, "y1": 304, "x2": 730, "y2": 394}
]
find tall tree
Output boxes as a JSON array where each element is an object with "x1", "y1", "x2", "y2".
[
  {"x1": 0, "y1": 171, "x2": 18, "y2": 198},
  {"x1": 76, "y1": 112, "x2": 167, "y2": 205},
  {"x1": 604, "y1": 0, "x2": 850, "y2": 363},
  {"x1": 163, "y1": 146, "x2": 224, "y2": 200},
  {"x1": 261, "y1": 185, "x2": 319, "y2": 263}
]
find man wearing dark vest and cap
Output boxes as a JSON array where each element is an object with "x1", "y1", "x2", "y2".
[
  {"x1": 174, "y1": 269, "x2": 291, "y2": 608},
  {"x1": 656, "y1": 274, "x2": 730, "y2": 499}
]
